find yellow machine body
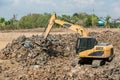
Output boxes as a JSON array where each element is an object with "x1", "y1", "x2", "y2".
[{"x1": 78, "y1": 44, "x2": 113, "y2": 59}]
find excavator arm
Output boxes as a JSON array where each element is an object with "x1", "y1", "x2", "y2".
[
  {"x1": 42, "y1": 13, "x2": 88, "y2": 39},
  {"x1": 42, "y1": 13, "x2": 56, "y2": 39}
]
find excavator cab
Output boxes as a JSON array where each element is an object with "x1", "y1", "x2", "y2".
[{"x1": 76, "y1": 37, "x2": 97, "y2": 54}]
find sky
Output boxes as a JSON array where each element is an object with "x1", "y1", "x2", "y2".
[{"x1": 0, "y1": 0, "x2": 120, "y2": 20}]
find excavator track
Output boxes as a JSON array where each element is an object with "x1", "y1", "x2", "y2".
[{"x1": 92, "y1": 60, "x2": 105, "y2": 68}]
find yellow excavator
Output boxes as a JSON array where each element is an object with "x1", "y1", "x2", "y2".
[{"x1": 42, "y1": 13, "x2": 114, "y2": 68}]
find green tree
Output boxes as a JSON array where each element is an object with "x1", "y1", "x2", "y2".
[
  {"x1": 0, "y1": 17, "x2": 6, "y2": 30},
  {"x1": 72, "y1": 13, "x2": 88, "y2": 26},
  {"x1": 105, "y1": 15, "x2": 111, "y2": 28},
  {"x1": 0, "y1": 17, "x2": 5, "y2": 23},
  {"x1": 84, "y1": 15, "x2": 92, "y2": 27},
  {"x1": 92, "y1": 14, "x2": 99, "y2": 28},
  {"x1": 19, "y1": 13, "x2": 51, "y2": 29}
]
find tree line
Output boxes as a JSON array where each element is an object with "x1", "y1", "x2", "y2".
[{"x1": 0, "y1": 13, "x2": 120, "y2": 30}]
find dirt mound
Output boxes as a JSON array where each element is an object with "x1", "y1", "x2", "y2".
[
  {"x1": 0, "y1": 34, "x2": 78, "y2": 66},
  {"x1": 0, "y1": 30, "x2": 120, "y2": 80},
  {"x1": 89, "y1": 30, "x2": 120, "y2": 49}
]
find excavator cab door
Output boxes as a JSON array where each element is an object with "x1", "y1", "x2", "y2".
[{"x1": 76, "y1": 37, "x2": 97, "y2": 54}]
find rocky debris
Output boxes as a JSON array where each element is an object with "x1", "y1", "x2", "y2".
[
  {"x1": 0, "y1": 34, "x2": 78, "y2": 66},
  {"x1": 0, "y1": 30, "x2": 120, "y2": 80}
]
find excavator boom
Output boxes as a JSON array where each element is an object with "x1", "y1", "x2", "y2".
[{"x1": 54, "y1": 19, "x2": 88, "y2": 37}]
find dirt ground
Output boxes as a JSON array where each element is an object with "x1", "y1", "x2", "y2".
[{"x1": 0, "y1": 28, "x2": 120, "y2": 80}]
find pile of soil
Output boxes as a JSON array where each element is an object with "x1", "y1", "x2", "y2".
[
  {"x1": 0, "y1": 34, "x2": 78, "y2": 66},
  {"x1": 89, "y1": 30, "x2": 120, "y2": 49},
  {"x1": 0, "y1": 30, "x2": 120, "y2": 80}
]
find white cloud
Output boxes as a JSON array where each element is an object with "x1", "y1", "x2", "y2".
[
  {"x1": 0, "y1": 0, "x2": 120, "y2": 19},
  {"x1": 63, "y1": 0, "x2": 95, "y2": 8},
  {"x1": 74, "y1": 0, "x2": 95, "y2": 5},
  {"x1": 13, "y1": 0, "x2": 20, "y2": 4},
  {"x1": 110, "y1": 0, "x2": 120, "y2": 18},
  {"x1": 114, "y1": 7, "x2": 120, "y2": 14},
  {"x1": 29, "y1": 0, "x2": 53, "y2": 4},
  {"x1": 114, "y1": 0, "x2": 120, "y2": 12}
]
